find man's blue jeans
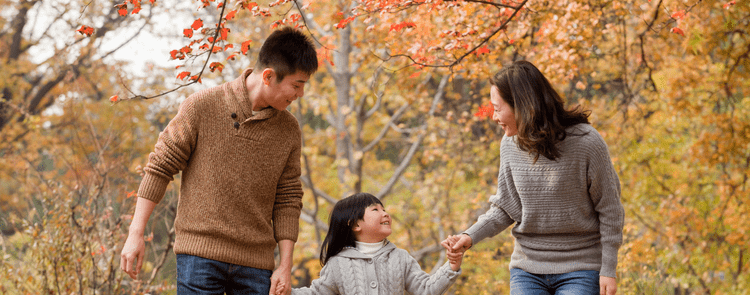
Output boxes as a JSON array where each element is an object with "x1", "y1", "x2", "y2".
[
  {"x1": 176, "y1": 254, "x2": 272, "y2": 295},
  {"x1": 510, "y1": 268, "x2": 600, "y2": 295}
]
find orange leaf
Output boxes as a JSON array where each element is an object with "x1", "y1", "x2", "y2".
[
  {"x1": 225, "y1": 9, "x2": 237, "y2": 20},
  {"x1": 224, "y1": 44, "x2": 234, "y2": 51},
  {"x1": 219, "y1": 28, "x2": 229, "y2": 41},
  {"x1": 183, "y1": 28, "x2": 193, "y2": 38},
  {"x1": 671, "y1": 27, "x2": 685, "y2": 37},
  {"x1": 227, "y1": 53, "x2": 237, "y2": 61},
  {"x1": 131, "y1": 7, "x2": 141, "y2": 14},
  {"x1": 118, "y1": 8, "x2": 128, "y2": 16},
  {"x1": 109, "y1": 95, "x2": 119, "y2": 102},
  {"x1": 241, "y1": 40, "x2": 252, "y2": 55},
  {"x1": 210, "y1": 62, "x2": 224, "y2": 73},
  {"x1": 408, "y1": 71, "x2": 421, "y2": 79},
  {"x1": 473, "y1": 104, "x2": 493, "y2": 118},
  {"x1": 476, "y1": 46, "x2": 490, "y2": 55},
  {"x1": 177, "y1": 71, "x2": 191, "y2": 80},
  {"x1": 189, "y1": 75, "x2": 202, "y2": 83},
  {"x1": 191, "y1": 18, "x2": 203, "y2": 30},
  {"x1": 76, "y1": 25, "x2": 95, "y2": 37},
  {"x1": 723, "y1": 0, "x2": 735, "y2": 9},
  {"x1": 671, "y1": 10, "x2": 686, "y2": 20}
]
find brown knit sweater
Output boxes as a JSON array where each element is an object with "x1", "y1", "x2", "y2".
[{"x1": 136, "y1": 69, "x2": 304, "y2": 270}]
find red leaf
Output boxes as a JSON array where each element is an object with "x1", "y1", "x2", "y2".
[
  {"x1": 191, "y1": 19, "x2": 204, "y2": 30},
  {"x1": 118, "y1": 8, "x2": 128, "y2": 16},
  {"x1": 671, "y1": 10, "x2": 686, "y2": 19},
  {"x1": 169, "y1": 49, "x2": 179, "y2": 59},
  {"x1": 189, "y1": 75, "x2": 202, "y2": 83},
  {"x1": 131, "y1": 7, "x2": 141, "y2": 14},
  {"x1": 224, "y1": 44, "x2": 234, "y2": 51},
  {"x1": 241, "y1": 40, "x2": 252, "y2": 55},
  {"x1": 180, "y1": 46, "x2": 192, "y2": 54},
  {"x1": 408, "y1": 71, "x2": 421, "y2": 79},
  {"x1": 183, "y1": 28, "x2": 193, "y2": 38},
  {"x1": 389, "y1": 21, "x2": 416, "y2": 32},
  {"x1": 473, "y1": 104, "x2": 493, "y2": 118},
  {"x1": 671, "y1": 27, "x2": 685, "y2": 37},
  {"x1": 227, "y1": 53, "x2": 237, "y2": 61},
  {"x1": 219, "y1": 28, "x2": 229, "y2": 41},
  {"x1": 476, "y1": 46, "x2": 490, "y2": 55},
  {"x1": 177, "y1": 71, "x2": 191, "y2": 80},
  {"x1": 76, "y1": 25, "x2": 95, "y2": 36},
  {"x1": 225, "y1": 10, "x2": 237, "y2": 20},
  {"x1": 212, "y1": 45, "x2": 222, "y2": 53},
  {"x1": 110, "y1": 95, "x2": 119, "y2": 102},
  {"x1": 723, "y1": 0, "x2": 735, "y2": 9},
  {"x1": 509, "y1": 39, "x2": 515, "y2": 44}
]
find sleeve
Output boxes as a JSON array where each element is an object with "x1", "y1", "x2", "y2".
[
  {"x1": 273, "y1": 121, "x2": 304, "y2": 242},
  {"x1": 403, "y1": 255, "x2": 460, "y2": 295},
  {"x1": 463, "y1": 137, "x2": 517, "y2": 245},
  {"x1": 292, "y1": 260, "x2": 340, "y2": 295},
  {"x1": 463, "y1": 200, "x2": 515, "y2": 245},
  {"x1": 137, "y1": 96, "x2": 200, "y2": 204},
  {"x1": 587, "y1": 131, "x2": 625, "y2": 278}
]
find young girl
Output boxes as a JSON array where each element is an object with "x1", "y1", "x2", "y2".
[{"x1": 288, "y1": 192, "x2": 463, "y2": 295}]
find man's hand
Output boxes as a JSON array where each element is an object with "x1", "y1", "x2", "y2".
[
  {"x1": 120, "y1": 233, "x2": 145, "y2": 280},
  {"x1": 270, "y1": 239, "x2": 295, "y2": 295},
  {"x1": 600, "y1": 276, "x2": 617, "y2": 295},
  {"x1": 270, "y1": 265, "x2": 292, "y2": 295}
]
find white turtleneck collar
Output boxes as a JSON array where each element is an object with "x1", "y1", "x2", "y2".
[{"x1": 355, "y1": 240, "x2": 386, "y2": 257}]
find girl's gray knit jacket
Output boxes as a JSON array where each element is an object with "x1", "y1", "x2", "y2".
[{"x1": 293, "y1": 241, "x2": 461, "y2": 295}]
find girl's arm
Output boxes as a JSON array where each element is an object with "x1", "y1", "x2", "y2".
[
  {"x1": 403, "y1": 253, "x2": 460, "y2": 295},
  {"x1": 291, "y1": 261, "x2": 339, "y2": 295}
]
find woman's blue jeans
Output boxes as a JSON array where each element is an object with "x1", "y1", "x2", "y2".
[
  {"x1": 510, "y1": 268, "x2": 600, "y2": 295},
  {"x1": 176, "y1": 254, "x2": 272, "y2": 295}
]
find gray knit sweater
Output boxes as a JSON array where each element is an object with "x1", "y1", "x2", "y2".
[
  {"x1": 464, "y1": 123, "x2": 625, "y2": 278},
  {"x1": 293, "y1": 241, "x2": 460, "y2": 295}
]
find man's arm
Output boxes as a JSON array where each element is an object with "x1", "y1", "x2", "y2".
[
  {"x1": 120, "y1": 197, "x2": 157, "y2": 280},
  {"x1": 270, "y1": 239, "x2": 295, "y2": 295}
]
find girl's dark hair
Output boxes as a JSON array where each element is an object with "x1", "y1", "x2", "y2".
[
  {"x1": 490, "y1": 60, "x2": 591, "y2": 162},
  {"x1": 320, "y1": 193, "x2": 383, "y2": 265}
]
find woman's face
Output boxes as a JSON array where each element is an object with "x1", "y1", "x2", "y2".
[{"x1": 490, "y1": 85, "x2": 518, "y2": 137}]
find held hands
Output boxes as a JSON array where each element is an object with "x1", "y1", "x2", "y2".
[
  {"x1": 440, "y1": 234, "x2": 472, "y2": 271},
  {"x1": 270, "y1": 266, "x2": 292, "y2": 295}
]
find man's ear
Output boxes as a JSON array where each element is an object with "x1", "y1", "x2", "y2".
[{"x1": 261, "y1": 68, "x2": 275, "y2": 86}]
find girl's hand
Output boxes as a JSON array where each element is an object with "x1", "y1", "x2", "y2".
[{"x1": 441, "y1": 234, "x2": 469, "y2": 271}]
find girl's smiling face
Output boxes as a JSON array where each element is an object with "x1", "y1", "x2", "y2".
[{"x1": 352, "y1": 204, "x2": 392, "y2": 243}]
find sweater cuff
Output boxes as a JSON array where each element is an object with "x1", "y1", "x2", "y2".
[
  {"x1": 273, "y1": 208, "x2": 301, "y2": 242},
  {"x1": 600, "y1": 243, "x2": 619, "y2": 278},
  {"x1": 137, "y1": 173, "x2": 171, "y2": 204}
]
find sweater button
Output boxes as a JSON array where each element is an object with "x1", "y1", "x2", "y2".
[
  {"x1": 231, "y1": 113, "x2": 237, "y2": 119},
  {"x1": 233, "y1": 122, "x2": 240, "y2": 129},
  {"x1": 369, "y1": 281, "x2": 377, "y2": 288}
]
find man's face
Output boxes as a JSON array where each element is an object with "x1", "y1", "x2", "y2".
[{"x1": 265, "y1": 70, "x2": 310, "y2": 111}]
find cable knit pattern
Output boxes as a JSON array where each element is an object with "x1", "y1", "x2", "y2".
[
  {"x1": 464, "y1": 124, "x2": 625, "y2": 278},
  {"x1": 293, "y1": 241, "x2": 460, "y2": 295},
  {"x1": 136, "y1": 69, "x2": 303, "y2": 271}
]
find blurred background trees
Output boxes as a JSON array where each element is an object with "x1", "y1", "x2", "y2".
[{"x1": 1, "y1": 0, "x2": 747, "y2": 294}]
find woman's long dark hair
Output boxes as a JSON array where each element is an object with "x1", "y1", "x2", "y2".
[
  {"x1": 490, "y1": 60, "x2": 591, "y2": 162},
  {"x1": 320, "y1": 193, "x2": 383, "y2": 265}
]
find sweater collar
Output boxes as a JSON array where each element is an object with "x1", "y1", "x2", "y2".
[
  {"x1": 226, "y1": 68, "x2": 278, "y2": 122},
  {"x1": 338, "y1": 240, "x2": 396, "y2": 259}
]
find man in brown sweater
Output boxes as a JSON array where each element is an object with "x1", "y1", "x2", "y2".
[{"x1": 120, "y1": 27, "x2": 318, "y2": 295}]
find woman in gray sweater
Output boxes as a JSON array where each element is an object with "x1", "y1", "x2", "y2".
[{"x1": 444, "y1": 60, "x2": 625, "y2": 295}]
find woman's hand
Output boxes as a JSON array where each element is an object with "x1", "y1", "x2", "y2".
[
  {"x1": 440, "y1": 234, "x2": 473, "y2": 268},
  {"x1": 600, "y1": 276, "x2": 617, "y2": 295}
]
